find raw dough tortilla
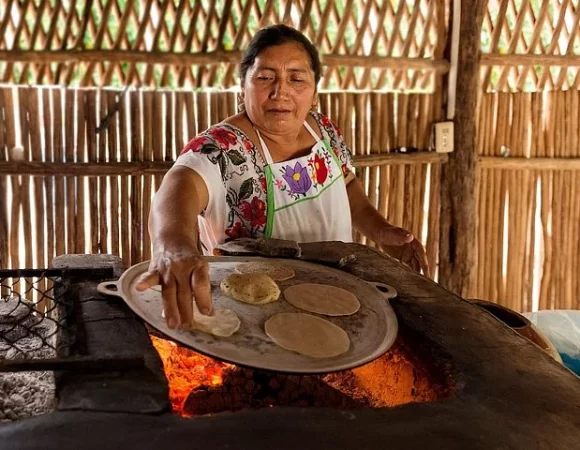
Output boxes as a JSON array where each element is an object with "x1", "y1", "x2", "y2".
[
  {"x1": 284, "y1": 283, "x2": 360, "y2": 316},
  {"x1": 265, "y1": 313, "x2": 350, "y2": 358},
  {"x1": 191, "y1": 303, "x2": 240, "y2": 337},
  {"x1": 220, "y1": 273, "x2": 280, "y2": 305},
  {"x1": 235, "y1": 262, "x2": 295, "y2": 281},
  {"x1": 161, "y1": 303, "x2": 240, "y2": 337}
]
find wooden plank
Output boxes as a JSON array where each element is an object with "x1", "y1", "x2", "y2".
[{"x1": 439, "y1": 0, "x2": 485, "y2": 296}]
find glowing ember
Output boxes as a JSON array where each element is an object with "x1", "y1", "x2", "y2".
[
  {"x1": 150, "y1": 332, "x2": 449, "y2": 417},
  {"x1": 150, "y1": 335, "x2": 232, "y2": 415}
]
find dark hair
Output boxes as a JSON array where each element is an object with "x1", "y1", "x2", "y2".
[{"x1": 239, "y1": 24, "x2": 322, "y2": 85}]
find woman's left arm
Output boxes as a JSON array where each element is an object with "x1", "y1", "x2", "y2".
[{"x1": 346, "y1": 176, "x2": 430, "y2": 277}]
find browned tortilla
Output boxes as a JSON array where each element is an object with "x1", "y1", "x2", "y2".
[
  {"x1": 265, "y1": 312, "x2": 350, "y2": 358},
  {"x1": 283, "y1": 283, "x2": 360, "y2": 316}
]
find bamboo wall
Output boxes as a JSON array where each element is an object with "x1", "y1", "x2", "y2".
[
  {"x1": 0, "y1": 86, "x2": 443, "y2": 281},
  {"x1": 2, "y1": 0, "x2": 579, "y2": 312},
  {"x1": 472, "y1": 90, "x2": 580, "y2": 311},
  {"x1": 471, "y1": 0, "x2": 580, "y2": 310},
  {"x1": 0, "y1": 0, "x2": 447, "y2": 91}
]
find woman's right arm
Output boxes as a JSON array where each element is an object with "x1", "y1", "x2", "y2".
[{"x1": 136, "y1": 165, "x2": 213, "y2": 330}]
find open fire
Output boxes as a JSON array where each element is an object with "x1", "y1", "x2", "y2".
[{"x1": 151, "y1": 331, "x2": 450, "y2": 417}]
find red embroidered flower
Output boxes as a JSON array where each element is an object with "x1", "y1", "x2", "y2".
[
  {"x1": 259, "y1": 177, "x2": 267, "y2": 191},
  {"x1": 243, "y1": 139, "x2": 253, "y2": 153},
  {"x1": 225, "y1": 222, "x2": 250, "y2": 240},
  {"x1": 313, "y1": 154, "x2": 328, "y2": 184},
  {"x1": 341, "y1": 163, "x2": 349, "y2": 176},
  {"x1": 240, "y1": 196, "x2": 266, "y2": 227},
  {"x1": 208, "y1": 127, "x2": 237, "y2": 148},
  {"x1": 180, "y1": 136, "x2": 208, "y2": 155},
  {"x1": 320, "y1": 115, "x2": 332, "y2": 127}
]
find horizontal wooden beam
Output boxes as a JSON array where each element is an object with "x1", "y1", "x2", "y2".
[
  {"x1": 0, "y1": 154, "x2": 449, "y2": 176},
  {"x1": 0, "y1": 161, "x2": 174, "y2": 176},
  {"x1": 1, "y1": 156, "x2": 578, "y2": 176},
  {"x1": 481, "y1": 53, "x2": 580, "y2": 67},
  {"x1": 0, "y1": 49, "x2": 449, "y2": 72},
  {"x1": 353, "y1": 152, "x2": 448, "y2": 167},
  {"x1": 479, "y1": 156, "x2": 580, "y2": 170}
]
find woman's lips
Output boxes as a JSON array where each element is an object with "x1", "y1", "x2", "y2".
[{"x1": 267, "y1": 108, "x2": 291, "y2": 113}]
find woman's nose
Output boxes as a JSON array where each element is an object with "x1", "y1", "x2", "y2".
[{"x1": 271, "y1": 79, "x2": 290, "y2": 98}]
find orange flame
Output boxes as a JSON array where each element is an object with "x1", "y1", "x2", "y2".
[{"x1": 150, "y1": 335, "x2": 232, "y2": 415}]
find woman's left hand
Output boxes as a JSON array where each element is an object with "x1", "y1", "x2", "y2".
[{"x1": 375, "y1": 225, "x2": 430, "y2": 278}]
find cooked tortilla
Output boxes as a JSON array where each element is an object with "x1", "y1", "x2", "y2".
[
  {"x1": 235, "y1": 262, "x2": 295, "y2": 282},
  {"x1": 284, "y1": 283, "x2": 360, "y2": 316},
  {"x1": 264, "y1": 312, "x2": 350, "y2": 358},
  {"x1": 220, "y1": 273, "x2": 280, "y2": 305}
]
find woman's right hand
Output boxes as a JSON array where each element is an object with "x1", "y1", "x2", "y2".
[{"x1": 134, "y1": 237, "x2": 213, "y2": 330}]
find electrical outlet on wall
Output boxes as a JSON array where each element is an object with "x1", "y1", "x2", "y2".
[{"x1": 435, "y1": 121, "x2": 454, "y2": 153}]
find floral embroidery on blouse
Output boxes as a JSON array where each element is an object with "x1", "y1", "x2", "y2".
[{"x1": 180, "y1": 112, "x2": 353, "y2": 243}]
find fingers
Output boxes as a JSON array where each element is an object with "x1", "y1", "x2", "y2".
[
  {"x1": 191, "y1": 261, "x2": 213, "y2": 316},
  {"x1": 142, "y1": 252, "x2": 213, "y2": 329},
  {"x1": 412, "y1": 239, "x2": 431, "y2": 278},
  {"x1": 135, "y1": 270, "x2": 161, "y2": 291},
  {"x1": 176, "y1": 272, "x2": 194, "y2": 330},
  {"x1": 160, "y1": 270, "x2": 180, "y2": 329},
  {"x1": 381, "y1": 226, "x2": 414, "y2": 246}
]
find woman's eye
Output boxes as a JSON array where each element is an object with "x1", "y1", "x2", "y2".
[{"x1": 291, "y1": 78, "x2": 305, "y2": 83}]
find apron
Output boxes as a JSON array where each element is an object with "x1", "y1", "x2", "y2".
[{"x1": 255, "y1": 121, "x2": 353, "y2": 243}]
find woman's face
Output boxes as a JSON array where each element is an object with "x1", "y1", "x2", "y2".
[{"x1": 242, "y1": 41, "x2": 317, "y2": 136}]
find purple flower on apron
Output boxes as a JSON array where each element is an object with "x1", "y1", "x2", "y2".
[{"x1": 282, "y1": 162, "x2": 312, "y2": 195}]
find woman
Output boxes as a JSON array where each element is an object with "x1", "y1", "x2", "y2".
[{"x1": 137, "y1": 25, "x2": 429, "y2": 330}]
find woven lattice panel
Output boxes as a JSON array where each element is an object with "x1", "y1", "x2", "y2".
[
  {"x1": 0, "y1": 0, "x2": 448, "y2": 91},
  {"x1": 481, "y1": 0, "x2": 580, "y2": 92}
]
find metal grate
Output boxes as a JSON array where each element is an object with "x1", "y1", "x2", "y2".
[
  {"x1": 0, "y1": 267, "x2": 148, "y2": 373},
  {"x1": 0, "y1": 269, "x2": 73, "y2": 372}
]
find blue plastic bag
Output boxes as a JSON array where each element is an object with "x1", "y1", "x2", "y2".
[{"x1": 523, "y1": 310, "x2": 580, "y2": 376}]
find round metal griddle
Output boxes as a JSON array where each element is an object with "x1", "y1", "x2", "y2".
[{"x1": 97, "y1": 257, "x2": 398, "y2": 374}]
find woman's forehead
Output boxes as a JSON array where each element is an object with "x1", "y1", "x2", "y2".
[{"x1": 252, "y1": 42, "x2": 313, "y2": 70}]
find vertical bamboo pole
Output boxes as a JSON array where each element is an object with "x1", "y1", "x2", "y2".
[
  {"x1": 42, "y1": 88, "x2": 55, "y2": 267},
  {"x1": 142, "y1": 90, "x2": 154, "y2": 259},
  {"x1": 130, "y1": 90, "x2": 143, "y2": 264},
  {"x1": 53, "y1": 88, "x2": 66, "y2": 258},
  {"x1": 119, "y1": 89, "x2": 130, "y2": 265},
  {"x1": 98, "y1": 90, "x2": 109, "y2": 254},
  {"x1": 17, "y1": 87, "x2": 33, "y2": 270},
  {"x1": 75, "y1": 89, "x2": 86, "y2": 255},
  {"x1": 86, "y1": 90, "x2": 99, "y2": 255},
  {"x1": 64, "y1": 89, "x2": 76, "y2": 255},
  {"x1": 0, "y1": 88, "x2": 9, "y2": 274},
  {"x1": 105, "y1": 90, "x2": 119, "y2": 257}
]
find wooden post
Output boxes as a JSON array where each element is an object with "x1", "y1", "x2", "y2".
[{"x1": 439, "y1": 0, "x2": 486, "y2": 296}]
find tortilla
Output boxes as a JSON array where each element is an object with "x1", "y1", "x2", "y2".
[
  {"x1": 283, "y1": 283, "x2": 360, "y2": 316},
  {"x1": 235, "y1": 262, "x2": 295, "y2": 282},
  {"x1": 220, "y1": 273, "x2": 280, "y2": 305},
  {"x1": 191, "y1": 303, "x2": 241, "y2": 337},
  {"x1": 161, "y1": 303, "x2": 240, "y2": 337},
  {"x1": 264, "y1": 312, "x2": 350, "y2": 358}
]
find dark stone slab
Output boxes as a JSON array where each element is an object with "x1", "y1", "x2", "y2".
[{"x1": 50, "y1": 254, "x2": 170, "y2": 414}]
